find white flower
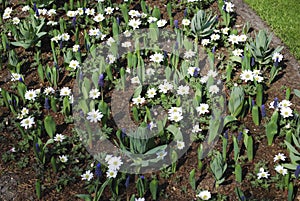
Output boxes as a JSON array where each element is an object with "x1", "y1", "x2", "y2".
[
  {"x1": 240, "y1": 70, "x2": 254, "y2": 82},
  {"x1": 87, "y1": 109, "x2": 103, "y2": 123},
  {"x1": 209, "y1": 85, "x2": 219, "y2": 94},
  {"x1": 106, "y1": 169, "x2": 118, "y2": 178},
  {"x1": 224, "y1": 2, "x2": 234, "y2": 12},
  {"x1": 107, "y1": 156, "x2": 123, "y2": 170},
  {"x1": 148, "y1": 16, "x2": 158, "y2": 23},
  {"x1": 44, "y1": 87, "x2": 55, "y2": 95},
  {"x1": 61, "y1": 33, "x2": 70, "y2": 41},
  {"x1": 201, "y1": 39, "x2": 210, "y2": 46},
  {"x1": 72, "y1": 44, "x2": 80, "y2": 52},
  {"x1": 11, "y1": 73, "x2": 23, "y2": 81},
  {"x1": 60, "y1": 87, "x2": 71, "y2": 96},
  {"x1": 54, "y1": 134, "x2": 65, "y2": 142},
  {"x1": 104, "y1": 7, "x2": 114, "y2": 15},
  {"x1": 157, "y1": 19, "x2": 167, "y2": 27},
  {"x1": 196, "y1": 103, "x2": 209, "y2": 115},
  {"x1": 21, "y1": 107, "x2": 29, "y2": 116},
  {"x1": 146, "y1": 68, "x2": 155, "y2": 76},
  {"x1": 238, "y1": 34, "x2": 247, "y2": 42},
  {"x1": 81, "y1": 170, "x2": 93, "y2": 181},
  {"x1": 148, "y1": 121, "x2": 157, "y2": 130},
  {"x1": 106, "y1": 54, "x2": 116, "y2": 64},
  {"x1": 192, "y1": 124, "x2": 202, "y2": 133},
  {"x1": 168, "y1": 111, "x2": 183, "y2": 122},
  {"x1": 232, "y1": 49, "x2": 243, "y2": 57},
  {"x1": 67, "y1": 10, "x2": 78, "y2": 17},
  {"x1": 4, "y1": 7, "x2": 13, "y2": 15},
  {"x1": 280, "y1": 107, "x2": 293, "y2": 118},
  {"x1": 196, "y1": 190, "x2": 211, "y2": 200},
  {"x1": 121, "y1": 41, "x2": 131, "y2": 48},
  {"x1": 47, "y1": 9, "x2": 56, "y2": 16},
  {"x1": 182, "y1": 19, "x2": 191, "y2": 26},
  {"x1": 3, "y1": 12, "x2": 11, "y2": 19},
  {"x1": 147, "y1": 88, "x2": 157, "y2": 98},
  {"x1": 77, "y1": 8, "x2": 84, "y2": 15},
  {"x1": 85, "y1": 8, "x2": 95, "y2": 16},
  {"x1": 275, "y1": 165, "x2": 288, "y2": 175},
  {"x1": 69, "y1": 60, "x2": 80, "y2": 69},
  {"x1": 22, "y1": 5, "x2": 30, "y2": 12},
  {"x1": 89, "y1": 88, "x2": 100, "y2": 99},
  {"x1": 132, "y1": 96, "x2": 146, "y2": 105},
  {"x1": 106, "y1": 37, "x2": 115, "y2": 46},
  {"x1": 279, "y1": 100, "x2": 292, "y2": 108},
  {"x1": 51, "y1": 35, "x2": 61, "y2": 43},
  {"x1": 93, "y1": 13, "x2": 105, "y2": 22},
  {"x1": 129, "y1": 18, "x2": 141, "y2": 30},
  {"x1": 150, "y1": 53, "x2": 164, "y2": 63},
  {"x1": 131, "y1": 76, "x2": 140, "y2": 84},
  {"x1": 253, "y1": 70, "x2": 261, "y2": 76},
  {"x1": 176, "y1": 141, "x2": 185, "y2": 150},
  {"x1": 228, "y1": 34, "x2": 239, "y2": 44},
  {"x1": 200, "y1": 76, "x2": 209, "y2": 84},
  {"x1": 20, "y1": 116, "x2": 35, "y2": 129},
  {"x1": 177, "y1": 85, "x2": 190, "y2": 95},
  {"x1": 156, "y1": 150, "x2": 167, "y2": 159},
  {"x1": 38, "y1": 9, "x2": 47, "y2": 15},
  {"x1": 89, "y1": 28, "x2": 101, "y2": 36},
  {"x1": 135, "y1": 198, "x2": 145, "y2": 201},
  {"x1": 274, "y1": 153, "x2": 286, "y2": 162},
  {"x1": 59, "y1": 155, "x2": 68, "y2": 163},
  {"x1": 158, "y1": 82, "x2": 173, "y2": 94},
  {"x1": 47, "y1": 21, "x2": 58, "y2": 26},
  {"x1": 25, "y1": 89, "x2": 37, "y2": 101},
  {"x1": 221, "y1": 27, "x2": 230, "y2": 35},
  {"x1": 124, "y1": 30, "x2": 132, "y2": 37},
  {"x1": 254, "y1": 75, "x2": 264, "y2": 83},
  {"x1": 257, "y1": 168, "x2": 270, "y2": 179},
  {"x1": 207, "y1": 70, "x2": 218, "y2": 78},
  {"x1": 210, "y1": 33, "x2": 220, "y2": 41},
  {"x1": 272, "y1": 52, "x2": 283, "y2": 62},
  {"x1": 129, "y1": 10, "x2": 140, "y2": 18},
  {"x1": 12, "y1": 17, "x2": 20, "y2": 25},
  {"x1": 188, "y1": 67, "x2": 196, "y2": 76},
  {"x1": 184, "y1": 49, "x2": 196, "y2": 59},
  {"x1": 168, "y1": 107, "x2": 183, "y2": 115}
]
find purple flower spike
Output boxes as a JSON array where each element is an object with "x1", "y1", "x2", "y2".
[
  {"x1": 174, "y1": 20, "x2": 179, "y2": 29},
  {"x1": 261, "y1": 104, "x2": 266, "y2": 117},
  {"x1": 125, "y1": 176, "x2": 130, "y2": 188},
  {"x1": 237, "y1": 132, "x2": 243, "y2": 141},
  {"x1": 98, "y1": 74, "x2": 104, "y2": 87},
  {"x1": 95, "y1": 163, "x2": 102, "y2": 177},
  {"x1": 44, "y1": 97, "x2": 50, "y2": 110},
  {"x1": 295, "y1": 165, "x2": 300, "y2": 179}
]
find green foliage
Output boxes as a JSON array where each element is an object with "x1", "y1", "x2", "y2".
[
  {"x1": 210, "y1": 151, "x2": 227, "y2": 188},
  {"x1": 265, "y1": 110, "x2": 279, "y2": 145},
  {"x1": 228, "y1": 86, "x2": 245, "y2": 117},
  {"x1": 191, "y1": 10, "x2": 216, "y2": 38}
]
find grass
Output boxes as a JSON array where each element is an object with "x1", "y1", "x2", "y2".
[{"x1": 243, "y1": 0, "x2": 300, "y2": 61}]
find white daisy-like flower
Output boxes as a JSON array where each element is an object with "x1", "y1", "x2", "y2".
[
  {"x1": 232, "y1": 49, "x2": 243, "y2": 57},
  {"x1": 44, "y1": 87, "x2": 55, "y2": 95},
  {"x1": 148, "y1": 121, "x2": 157, "y2": 130},
  {"x1": 209, "y1": 85, "x2": 219, "y2": 94},
  {"x1": 176, "y1": 141, "x2": 185, "y2": 150},
  {"x1": 196, "y1": 190, "x2": 211, "y2": 200},
  {"x1": 59, "y1": 155, "x2": 68, "y2": 163},
  {"x1": 25, "y1": 89, "x2": 37, "y2": 101},
  {"x1": 257, "y1": 168, "x2": 270, "y2": 179},
  {"x1": 192, "y1": 124, "x2": 202, "y2": 133},
  {"x1": 184, "y1": 49, "x2": 196, "y2": 59},
  {"x1": 89, "y1": 88, "x2": 100, "y2": 99},
  {"x1": 279, "y1": 100, "x2": 292, "y2": 108},
  {"x1": 132, "y1": 96, "x2": 146, "y2": 105},
  {"x1": 156, "y1": 150, "x2": 167, "y2": 160},
  {"x1": 275, "y1": 165, "x2": 288, "y2": 176},
  {"x1": 274, "y1": 153, "x2": 286, "y2": 162},
  {"x1": 85, "y1": 8, "x2": 95, "y2": 16},
  {"x1": 196, "y1": 103, "x2": 209, "y2": 115},
  {"x1": 60, "y1": 87, "x2": 71, "y2": 97},
  {"x1": 67, "y1": 11, "x2": 77, "y2": 18},
  {"x1": 38, "y1": 8, "x2": 47, "y2": 15},
  {"x1": 254, "y1": 75, "x2": 264, "y2": 83},
  {"x1": 150, "y1": 53, "x2": 164, "y2": 63},
  {"x1": 61, "y1": 33, "x2": 70, "y2": 41},
  {"x1": 121, "y1": 41, "x2": 131, "y2": 48},
  {"x1": 187, "y1": 67, "x2": 196, "y2": 76},
  {"x1": 224, "y1": 2, "x2": 234, "y2": 12},
  {"x1": 3, "y1": 12, "x2": 11, "y2": 19},
  {"x1": 135, "y1": 198, "x2": 145, "y2": 201},
  {"x1": 228, "y1": 34, "x2": 239, "y2": 44},
  {"x1": 207, "y1": 70, "x2": 218, "y2": 78},
  {"x1": 81, "y1": 170, "x2": 93, "y2": 181},
  {"x1": 124, "y1": 30, "x2": 132, "y2": 37},
  {"x1": 182, "y1": 19, "x2": 191, "y2": 26},
  {"x1": 107, "y1": 156, "x2": 123, "y2": 171},
  {"x1": 21, "y1": 107, "x2": 29, "y2": 116},
  {"x1": 77, "y1": 8, "x2": 84, "y2": 15},
  {"x1": 12, "y1": 17, "x2": 20, "y2": 25},
  {"x1": 158, "y1": 82, "x2": 173, "y2": 94},
  {"x1": 253, "y1": 70, "x2": 261, "y2": 76},
  {"x1": 177, "y1": 85, "x2": 190, "y2": 95},
  {"x1": 210, "y1": 33, "x2": 220, "y2": 41},
  {"x1": 54, "y1": 133, "x2": 65, "y2": 142},
  {"x1": 168, "y1": 107, "x2": 183, "y2": 115},
  {"x1": 106, "y1": 37, "x2": 115, "y2": 46},
  {"x1": 20, "y1": 116, "x2": 35, "y2": 129},
  {"x1": 47, "y1": 21, "x2": 58, "y2": 26},
  {"x1": 272, "y1": 52, "x2": 283, "y2": 62},
  {"x1": 72, "y1": 44, "x2": 80, "y2": 52},
  {"x1": 240, "y1": 70, "x2": 254, "y2": 82},
  {"x1": 87, "y1": 109, "x2": 103, "y2": 123},
  {"x1": 147, "y1": 16, "x2": 158, "y2": 23},
  {"x1": 106, "y1": 169, "x2": 118, "y2": 178},
  {"x1": 200, "y1": 75, "x2": 209, "y2": 84},
  {"x1": 168, "y1": 111, "x2": 183, "y2": 122},
  {"x1": 22, "y1": 5, "x2": 30, "y2": 12},
  {"x1": 104, "y1": 7, "x2": 114, "y2": 15},
  {"x1": 221, "y1": 27, "x2": 230, "y2": 35},
  {"x1": 89, "y1": 28, "x2": 101, "y2": 36},
  {"x1": 201, "y1": 39, "x2": 210, "y2": 46},
  {"x1": 69, "y1": 60, "x2": 80, "y2": 69},
  {"x1": 146, "y1": 68, "x2": 155, "y2": 76},
  {"x1": 47, "y1": 9, "x2": 56, "y2": 16},
  {"x1": 128, "y1": 10, "x2": 140, "y2": 18},
  {"x1": 106, "y1": 54, "x2": 116, "y2": 64},
  {"x1": 129, "y1": 18, "x2": 141, "y2": 30},
  {"x1": 280, "y1": 107, "x2": 293, "y2": 118},
  {"x1": 131, "y1": 76, "x2": 140, "y2": 84},
  {"x1": 51, "y1": 35, "x2": 61, "y2": 43},
  {"x1": 11, "y1": 73, "x2": 23, "y2": 81},
  {"x1": 238, "y1": 34, "x2": 247, "y2": 42},
  {"x1": 93, "y1": 13, "x2": 105, "y2": 22},
  {"x1": 157, "y1": 19, "x2": 167, "y2": 27},
  {"x1": 147, "y1": 88, "x2": 157, "y2": 98}
]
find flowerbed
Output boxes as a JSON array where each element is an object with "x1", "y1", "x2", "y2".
[{"x1": 0, "y1": 0, "x2": 299, "y2": 200}]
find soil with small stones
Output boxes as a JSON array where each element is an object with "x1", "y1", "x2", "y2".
[{"x1": 1, "y1": 0, "x2": 300, "y2": 201}]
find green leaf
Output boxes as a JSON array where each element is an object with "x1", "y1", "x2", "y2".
[
  {"x1": 294, "y1": 89, "x2": 300, "y2": 98},
  {"x1": 150, "y1": 179, "x2": 158, "y2": 200},
  {"x1": 44, "y1": 115, "x2": 56, "y2": 138},
  {"x1": 189, "y1": 169, "x2": 196, "y2": 190}
]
